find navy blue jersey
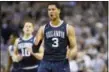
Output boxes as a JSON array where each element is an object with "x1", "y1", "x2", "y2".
[
  {"x1": 17, "y1": 36, "x2": 40, "y2": 68},
  {"x1": 43, "y1": 21, "x2": 69, "y2": 61}
]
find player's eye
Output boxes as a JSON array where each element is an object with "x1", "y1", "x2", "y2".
[
  {"x1": 52, "y1": 8, "x2": 55, "y2": 11},
  {"x1": 48, "y1": 9, "x2": 51, "y2": 11},
  {"x1": 26, "y1": 26, "x2": 28, "y2": 28}
]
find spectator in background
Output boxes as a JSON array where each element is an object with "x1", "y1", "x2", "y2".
[
  {"x1": 76, "y1": 51, "x2": 92, "y2": 72},
  {"x1": 0, "y1": 65, "x2": 5, "y2": 72},
  {"x1": 1, "y1": 20, "x2": 12, "y2": 44},
  {"x1": 91, "y1": 54, "x2": 106, "y2": 72}
]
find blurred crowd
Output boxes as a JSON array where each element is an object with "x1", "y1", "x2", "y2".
[{"x1": 1, "y1": 1, "x2": 108, "y2": 72}]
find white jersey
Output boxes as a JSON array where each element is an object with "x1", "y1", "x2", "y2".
[
  {"x1": 8, "y1": 45, "x2": 17, "y2": 62},
  {"x1": 8, "y1": 45, "x2": 14, "y2": 56}
]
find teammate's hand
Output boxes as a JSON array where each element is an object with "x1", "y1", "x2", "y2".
[
  {"x1": 12, "y1": 54, "x2": 23, "y2": 62},
  {"x1": 17, "y1": 54, "x2": 23, "y2": 61}
]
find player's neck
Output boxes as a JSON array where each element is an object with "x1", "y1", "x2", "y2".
[
  {"x1": 51, "y1": 18, "x2": 61, "y2": 26},
  {"x1": 23, "y1": 34, "x2": 32, "y2": 40}
]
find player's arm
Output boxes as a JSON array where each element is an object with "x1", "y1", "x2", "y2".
[
  {"x1": 67, "y1": 24, "x2": 78, "y2": 60},
  {"x1": 29, "y1": 26, "x2": 45, "y2": 60},
  {"x1": 13, "y1": 38, "x2": 23, "y2": 62},
  {"x1": 32, "y1": 26, "x2": 44, "y2": 53},
  {"x1": 31, "y1": 40, "x2": 44, "y2": 60},
  {"x1": 13, "y1": 38, "x2": 19, "y2": 55},
  {"x1": 6, "y1": 51, "x2": 12, "y2": 72}
]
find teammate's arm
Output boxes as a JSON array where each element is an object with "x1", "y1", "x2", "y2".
[
  {"x1": 67, "y1": 24, "x2": 78, "y2": 60},
  {"x1": 14, "y1": 38, "x2": 19, "y2": 55},
  {"x1": 13, "y1": 38, "x2": 23, "y2": 62}
]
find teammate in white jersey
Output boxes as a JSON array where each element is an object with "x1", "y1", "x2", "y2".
[{"x1": 6, "y1": 33, "x2": 19, "y2": 72}]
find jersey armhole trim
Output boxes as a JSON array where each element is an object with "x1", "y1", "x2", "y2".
[
  {"x1": 42, "y1": 25, "x2": 46, "y2": 36},
  {"x1": 66, "y1": 24, "x2": 69, "y2": 37}
]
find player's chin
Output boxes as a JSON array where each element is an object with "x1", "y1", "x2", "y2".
[
  {"x1": 50, "y1": 17, "x2": 56, "y2": 21},
  {"x1": 26, "y1": 32, "x2": 31, "y2": 35}
]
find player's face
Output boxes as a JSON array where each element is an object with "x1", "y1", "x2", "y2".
[
  {"x1": 48, "y1": 5, "x2": 60, "y2": 20},
  {"x1": 23, "y1": 22, "x2": 34, "y2": 35}
]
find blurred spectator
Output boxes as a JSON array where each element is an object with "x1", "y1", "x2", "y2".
[
  {"x1": 91, "y1": 54, "x2": 106, "y2": 72},
  {"x1": 0, "y1": 65, "x2": 5, "y2": 72},
  {"x1": 76, "y1": 51, "x2": 92, "y2": 72}
]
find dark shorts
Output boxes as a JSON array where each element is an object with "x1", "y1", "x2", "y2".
[{"x1": 38, "y1": 59, "x2": 70, "y2": 72}]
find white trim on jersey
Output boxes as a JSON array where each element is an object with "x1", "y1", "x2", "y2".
[
  {"x1": 50, "y1": 20, "x2": 64, "y2": 27},
  {"x1": 22, "y1": 35, "x2": 33, "y2": 41},
  {"x1": 22, "y1": 65, "x2": 38, "y2": 70},
  {"x1": 33, "y1": 37, "x2": 36, "y2": 44},
  {"x1": 66, "y1": 24, "x2": 69, "y2": 37},
  {"x1": 42, "y1": 25, "x2": 46, "y2": 35}
]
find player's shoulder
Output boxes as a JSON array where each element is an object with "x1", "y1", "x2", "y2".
[
  {"x1": 39, "y1": 24, "x2": 47, "y2": 33},
  {"x1": 15, "y1": 38, "x2": 20, "y2": 41},
  {"x1": 14, "y1": 38, "x2": 21, "y2": 44},
  {"x1": 66, "y1": 24, "x2": 75, "y2": 30},
  {"x1": 40, "y1": 25, "x2": 46, "y2": 29}
]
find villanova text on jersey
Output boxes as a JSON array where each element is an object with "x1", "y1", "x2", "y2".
[
  {"x1": 44, "y1": 21, "x2": 69, "y2": 61},
  {"x1": 17, "y1": 36, "x2": 40, "y2": 68},
  {"x1": 46, "y1": 30, "x2": 65, "y2": 39}
]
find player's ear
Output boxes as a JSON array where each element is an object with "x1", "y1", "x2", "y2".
[
  {"x1": 23, "y1": 26, "x2": 25, "y2": 32},
  {"x1": 58, "y1": 9, "x2": 61, "y2": 14}
]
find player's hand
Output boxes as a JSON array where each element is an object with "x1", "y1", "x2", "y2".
[
  {"x1": 66, "y1": 54, "x2": 72, "y2": 61},
  {"x1": 12, "y1": 54, "x2": 23, "y2": 62},
  {"x1": 27, "y1": 48, "x2": 34, "y2": 55},
  {"x1": 17, "y1": 54, "x2": 23, "y2": 61},
  {"x1": 66, "y1": 48, "x2": 72, "y2": 60}
]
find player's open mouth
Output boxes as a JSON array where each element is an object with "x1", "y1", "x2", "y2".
[
  {"x1": 27, "y1": 30, "x2": 29, "y2": 31},
  {"x1": 50, "y1": 14, "x2": 53, "y2": 17}
]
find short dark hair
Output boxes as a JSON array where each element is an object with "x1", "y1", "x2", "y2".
[{"x1": 48, "y1": 2, "x2": 61, "y2": 9}]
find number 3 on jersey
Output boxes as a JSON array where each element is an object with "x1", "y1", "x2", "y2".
[{"x1": 52, "y1": 38, "x2": 59, "y2": 47}]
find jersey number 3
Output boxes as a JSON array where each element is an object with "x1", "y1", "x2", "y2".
[{"x1": 52, "y1": 38, "x2": 59, "y2": 47}]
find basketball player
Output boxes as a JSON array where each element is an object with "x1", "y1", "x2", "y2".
[
  {"x1": 6, "y1": 34, "x2": 19, "y2": 72},
  {"x1": 13, "y1": 22, "x2": 40, "y2": 72},
  {"x1": 33, "y1": 2, "x2": 77, "y2": 72}
]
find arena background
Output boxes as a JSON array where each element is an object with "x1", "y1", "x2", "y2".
[{"x1": 1, "y1": 1, "x2": 108, "y2": 72}]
